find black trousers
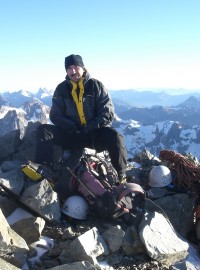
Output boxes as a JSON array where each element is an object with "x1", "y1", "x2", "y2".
[
  {"x1": 35, "y1": 124, "x2": 127, "y2": 201},
  {"x1": 35, "y1": 124, "x2": 127, "y2": 200}
]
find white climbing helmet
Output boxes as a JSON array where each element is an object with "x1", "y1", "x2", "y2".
[
  {"x1": 61, "y1": 195, "x2": 89, "y2": 220},
  {"x1": 149, "y1": 165, "x2": 172, "y2": 187}
]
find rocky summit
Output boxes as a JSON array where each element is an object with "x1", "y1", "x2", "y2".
[
  {"x1": 0, "y1": 89, "x2": 200, "y2": 269},
  {"x1": 0, "y1": 121, "x2": 200, "y2": 270}
]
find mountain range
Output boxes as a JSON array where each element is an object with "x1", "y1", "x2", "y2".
[
  {"x1": 110, "y1": 89, "x2": 200, "y2": 108},
  {"x1": 1, "y1": 88, "x2": 200, "y2": 160}
]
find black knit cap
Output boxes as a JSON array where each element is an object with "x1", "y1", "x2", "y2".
[{"x1": 65, "y1": 54, "x2": 84, "y2": 70}]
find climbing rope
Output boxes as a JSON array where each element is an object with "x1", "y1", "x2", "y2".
[{"x1": 159, "y1": 150, "x2": 200, "y2": 194}]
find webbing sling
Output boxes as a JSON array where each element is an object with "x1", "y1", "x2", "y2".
[{"x1": 71, "y1": 78, "x2": 87, "y2": 126}]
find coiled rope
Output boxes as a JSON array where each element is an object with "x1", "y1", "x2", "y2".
[{"x1": 159, "y1": 150, "x2": 200, "y2": 194}]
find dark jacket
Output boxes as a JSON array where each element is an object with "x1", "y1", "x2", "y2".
[{"x1": 50, "y1": 71, "x2": 115, "y2": 134}]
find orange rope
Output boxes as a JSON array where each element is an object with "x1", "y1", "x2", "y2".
[{"x1": 159, "y1": 150, "x2": 200, "y2": 193}]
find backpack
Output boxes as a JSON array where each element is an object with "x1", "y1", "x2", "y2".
[{"x1": 67, "y1": 152, "x2": 145, "y2": 225}]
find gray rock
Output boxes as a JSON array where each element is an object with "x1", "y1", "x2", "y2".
[
  {"x1": 7, "y1": 207, "x2": 33, "y2": 225},
  {"x1": 139, "y1": 206, "x2": 189, "y2": 266},
  {"x1": 19, "y1": 179, "x2": 61, "y2": 223},
  {"x1": 0, "y1": 107, "x2": 27, "y2": 138},
  {"x1": 106, "y1": 252, "x2": 124, "y2": 266},
  {"x1": 171, "y1": 244, "x2": 200, "y2": 270},
  {"x1": 102, "y1": 225, "x2": 125, "y2": 253},
  {"x1": 13, "y1": 121, "x2": 40, "y2": 162},
  {"x1": 0, "y1": 160, "x2": 24, "y2": 172},
  {"x1": 10, "y1": 216, "x2": 45, "y2": 245},
  {"x1": 122, "y1": 225, "x2": 146, "y2": 256},
  {"x1": 59, "y1": 227, "x2": 109, "y2": 265},
  {"x1": 0, "y1": 130, "x2": 21, "y2": 161},
  {"x1": 0, "y1": 257, "x2": 21, "y2": 270},
  {"x1": 0, "y1": 196, "x2": 18, "y2": 217},
  {"x1": 0, "y1": 209, "x2": 29, "y2": 268},
  {"x1": 154, "y1": 193, "x2": 195, "y2": 238},
  {"x1": 0, "y1": 170, "x2": 24, "y2": 196}
]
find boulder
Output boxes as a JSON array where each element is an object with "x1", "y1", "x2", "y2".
[
  {"x1": 19, "y1": 179, "x2": 61, "y2": 223},
  {"x1": 122, "y1": 225, "x2": 146, "y2": 256},
  {"x1": 102, "y1": 225, "x2": 125, "y2": 253},
  {"x1": 154, "y1": 193, "x2": 195, "y2": 239},
  {"x1": 139, "y1": 199, "x2": 189, "y2": 267},
  {"x1": 0, "y1": 209, "x2": 29, "y2": 268},
  {"x1": 59, "y1": 227, "x2": 109, "y2": 265},
  {"x1": 0, "y1": 130, "x2": 21, "y2": 162},
  {"x1": 0, "y1": 196, "x2": 18, "y2": 217},
  {"x1": 0, "y1": 170, "x2": 24, "y2": 196},
  {"x1": 9, "y1": 209, "x2": 45, "y2": 244}
]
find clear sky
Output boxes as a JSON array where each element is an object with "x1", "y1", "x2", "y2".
[{"x1": 0, "y1": 0, "x2": 200, "y2": 93}]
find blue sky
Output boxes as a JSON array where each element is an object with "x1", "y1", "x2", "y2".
[{"x1": 0, "y1": 0, "x2": 200, "y2": 93}]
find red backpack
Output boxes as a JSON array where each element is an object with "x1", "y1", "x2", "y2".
[{"x1": 68, "y1": 154, "x2": 145, "y2": 225}]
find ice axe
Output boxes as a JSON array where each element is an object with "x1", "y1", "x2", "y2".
[{"x1": 66, "y1": 166, "x2": 96, "y2": 198}]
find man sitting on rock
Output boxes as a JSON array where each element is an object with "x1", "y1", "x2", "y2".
[{"x1": 35, "y1": 54, "x2": 128, "y2": 201}]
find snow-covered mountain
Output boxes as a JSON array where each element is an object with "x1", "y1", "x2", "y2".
[
  {"x1": 118, "y1": 98, "x2": 200, "y2": 127},
  {"x1": 1, "y1": 88, "x2": 53, "y2": 107},
  {"x1": 0, "y1": 99, "x2": 50, "y2": 138},
  {"x1": 1, "y1": 88, "x2": 200, "y2": 159},
  {"x1": 113, "y1": 119, "x2": 200, "y2": 159},
  {"x1": 2, "y1": 88, "x2": 200, "y2": 108}
]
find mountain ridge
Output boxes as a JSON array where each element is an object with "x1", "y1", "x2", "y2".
[
  {"x1": 1, "y1": 89, "x2": 200, "y2": 160},
  {"x1": 1, "y1": 88, "x2": 200, "y2": 108}
]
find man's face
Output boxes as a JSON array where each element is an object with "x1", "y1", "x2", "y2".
[{"x1": 67, "y1": 65, "x2": 84, "y2": 82}]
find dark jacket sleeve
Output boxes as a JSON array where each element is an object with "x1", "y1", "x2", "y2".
[
  {"x1": 49, "y1": 86, "x2": 77, "y2": 133},
  {"x1": 84, "y1": 80, "x2": 115, "y2": 133}
]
